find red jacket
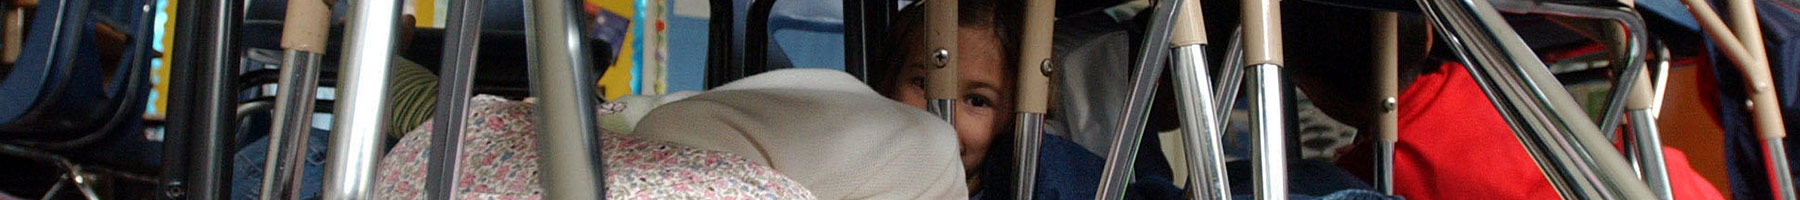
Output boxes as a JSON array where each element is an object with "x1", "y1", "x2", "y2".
[{"x1": 1381, "y1": 62, "x2": 1724, "y2": 200}]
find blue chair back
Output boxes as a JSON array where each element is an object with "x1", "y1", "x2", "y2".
[{"x1": 0, "y1": 0, "x2": 156, "y2": 144}]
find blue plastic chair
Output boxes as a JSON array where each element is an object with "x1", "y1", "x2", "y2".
[{"x1": 0, "y1": 0, "x2": 156, "y2": 150}]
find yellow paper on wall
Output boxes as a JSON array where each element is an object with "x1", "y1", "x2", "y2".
[{"x1": 591, "y1": 0, "x2": 637, "y2": 100}]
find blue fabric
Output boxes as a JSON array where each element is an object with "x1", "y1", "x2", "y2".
[
  {"x1": 770, "y1": 0, "x2": 844, "y2": 32},
  {"x1": 1226, "y1": 159, "x2": 1381, "y2": 197},
  {"x1": 231, "y1": 129, "x2": 332, "y2": 200},
  {"x1": 1712, "y1": 2, "x2": 1800, "y2": 199},
  {"x1": 1636, "y1": 0, "x2": 1702, "y2": 31},
  {"x1": 1007, "y1": 134, "x2": 1104, "y2": 199},
  {"x1": 966, "y1": 130, "x2": 1393, "y2": 200},
  {"x1": 972, "y1": 133, "x2": 1184, "y2": 200},
  {"x1": 1308, "y1": 189, "x2": 1401, "y2": 200},
  {"x1": 1233, "y1": 189, "x2": 1401, "y2": 200}
]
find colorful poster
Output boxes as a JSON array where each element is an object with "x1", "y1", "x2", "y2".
[
  {"x1": 141, "y1": 0, "x2": 657, "y2": 116},
  {"x1": 591, "y1": 0, "x2": 641, "y2": 100}
]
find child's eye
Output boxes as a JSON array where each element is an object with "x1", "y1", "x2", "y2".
[
  {"x1": 964, "y1": 95, "x2": 993, "y2": 108},
  {"x1": 909, "y1": 77, "x2": 927, "y2": 88}
]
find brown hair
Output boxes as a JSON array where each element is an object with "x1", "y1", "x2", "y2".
[
  {"x1": 870, "y1": 0, "x2": 1024, "y2": 97},
  {"x1": 870, "y1": 1, "x2": 1029, "y2": 193}
]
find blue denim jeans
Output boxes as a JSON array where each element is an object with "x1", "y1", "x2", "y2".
[{"x1": 231, "y1": 129, "x2": 330, "y2": 200}]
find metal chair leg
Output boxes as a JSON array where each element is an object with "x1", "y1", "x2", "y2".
[
  {"x1": 1414, "y1": 0, "x2": 1657, "y2": 197},
  {"x1": 924, "y1": 0, "x2": 959, "y2": 122},
  {"x1": 322, "y1": 0, "x2": 407, "y2": 198},
  {"x1": 41, "y1": 177, "x2": 66, "y2": 200},
  {"x1": 1769, "y1": 141, "x2": 1798, "y2": 200},
  {"x1": 1244, "y1": 65, "x2": 1286, "y2": 200},
  {"x1": 1241, "y1": 0, "x2": 1286, "y2": 197},
  {"x1": 0, "y1": 142, "x2": 155, "y2": 200},
  {"x1": 70, "y1": 171, "x2": 102, "y2": 200},
  {"x1": 1372, "y1": 10, "x2": 1400, "y2": 196},
  {"x1": 1173, "y1": 29, "x2": 1235, "y2": 200},
  {"x1": 260, "y1": 51, "x2": 323, "y2": 200},
  {"x1": 261, "y1": 0, "x2": 331, "y2": 198},
  {"x1": 1214, "y1": 27, "x2": 1243, "y2": 128},
  {"x1": 1094, "y1": 0, "x2": 1182, "y2": 198},
  {"x1": 32, "y1": 170, "x2": 101, "y2": 200},
  {"x1": 424, "y1": 0, "x2": 489, "y2": 199},
  {"x1": 35, "y1": 171, "x2": 102, "y2": 200},
  {"x1": 165, "y1": 0, "x2": 242, "y2": 197},
  {"x1": 524, "y1": 0, "x2": 607, "y2": 198},
  {"x1": 1725, "y1": 0, "x2": 1798, "y2": 197},
  {"x1": 1169, "y1": 0, "x2": 1231, "y2": 198},
  {"x1": 1621, "y1": 42, "x2": 1674, "y2": 200},
  {"x1": 1626, "y1": 110, "x2": 1673, "y2": 200},
  {"x1": 1013, "y1": 0, "x2": 1056, "y2": 198},
  {"x1": 1492, "y1": 2, "x2": 1650, "y2": 139},
  {"x1": 1674, "y1": 0, "x2": 1796, "y2": 197}
]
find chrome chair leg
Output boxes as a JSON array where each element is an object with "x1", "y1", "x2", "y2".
[
  {"x1": 1675, "y1": 0, "x2": 1796, "y2": 197},
  {"x1": 1626, "y1": 111, "x2": 1672, "y2": 200},
  {"x1": 1095, "y1": 0, "x2": 1182, "y2": 198},
  {"x1": 70, "y1": 171, "x2": 102, "y2": 200},
  {"x1": 1413, "y1": 0, "x2": 1656, "y2": 197},
  {"x1": 1243, "y1": 64, "x2": 1287, "y2": 200},
  {"x1": 1621, "y1": 42, "x2": 1674, "y2": 200},
  {"x1": 1013, "y1": 0, "x2": 1056, "y2": 198},
  {"x1": 1769, "y1": 141, "x2": 1798, "y2": 200},
  {"x1": 1371, "y1": 11, "x2": 1400, "y2": 196},
  {"x1": 1214, "y1": 27, "x2": 1242, "y2": 129},
  {"x1": 42, "y1": 176, "x2": 67, "y2": 200},
  {"x1": 321, "y1": 0, "x2": 407, "y2": 198},
  {"x1": 1174, "y1": 42, "x2": 1233, "y2": 200},
  {"x1": 260, "y1": 0, "x2": 331, "y2": 198},
  {"x1": 1170, "y1": 0, "x2": 1231, "y2": 198},
  {"x1": 261, "y1": 50, "x2": 323, "y2": 200},
  {"x1": 524, "y1": 0, "x2": 608, "y2": 198},
  {"x1": 1491, "y1": 2, "x2": 1650, "y2": 138},
  {"x1": 423, "y1": 0, "x2": 489, "y2": 198},
  {"x1": 1241, "y1": 0, "x2": 1286, "y2": 197},
  {"x1": 1724, "y1": 0, "x2": 1799, "y2": 196}
]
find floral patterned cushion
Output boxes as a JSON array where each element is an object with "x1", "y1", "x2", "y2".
[{"x1": 376, "y1": 95, "x2": 815, "y2": 199}]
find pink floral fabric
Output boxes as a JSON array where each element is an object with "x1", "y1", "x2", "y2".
[{"x1": 376, "y1": 95, "x2": 814, "y2": 199}]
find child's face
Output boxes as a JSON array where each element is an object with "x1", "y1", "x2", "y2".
[{"x1": 888, "y1": 27, "x2": 1016, "y2": 177}]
